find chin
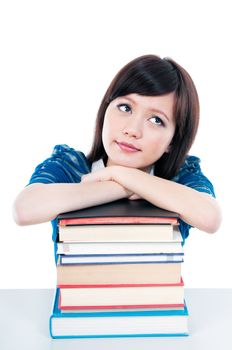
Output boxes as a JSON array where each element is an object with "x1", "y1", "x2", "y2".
[{"x1": 110, "y1": 158, "x2": 146, "y2": 169}]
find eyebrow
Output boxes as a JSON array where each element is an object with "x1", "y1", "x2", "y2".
[{"x1": 118, "y1": 96, "x2": 170, "y2": 122}]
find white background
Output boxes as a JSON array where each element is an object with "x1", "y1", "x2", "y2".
[{"x1": 0, "y1": 0, "x2": 231, "y2": 288}]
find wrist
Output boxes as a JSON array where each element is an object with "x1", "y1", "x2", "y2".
[
  {"x1": 112, "y1": 165, "x2": 137, "y2": 184},
  {"x1": 107, "y1": 166, "x2": 134, "y2": 197}
]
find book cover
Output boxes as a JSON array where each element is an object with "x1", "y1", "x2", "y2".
[{"x1": 58, "y1": 199, "x2": 179, "y2": 225}]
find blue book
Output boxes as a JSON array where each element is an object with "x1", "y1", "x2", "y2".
[
  {"x1": 59, "y1": 253, "x2": 184, "y2": 265},
  {"x1": 50, "y1": 289, "x2": 189, "y2": 338}
]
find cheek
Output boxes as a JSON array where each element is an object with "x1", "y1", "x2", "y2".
[
  {"x1": 146, "y1": 132, "x2": 173, "y2": 154},
  {"x1": 102, "y1": 122, "x2": 108, "y2": 146},
  {"x1": 102, "y1": 113, "x2": 121, "y2": 140},
  {"x1": 147, "y1": 133, "x2": 166, "y2": 148},
  {"x1": 102, "y1": 117, "x2": 114, "y2": 146}
]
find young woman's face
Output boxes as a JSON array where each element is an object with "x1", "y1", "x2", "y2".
[{"x1": 102, "y1": 93, "x2": 176, "y2": 171}]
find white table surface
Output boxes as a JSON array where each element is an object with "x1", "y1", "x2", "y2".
[{"x1": 0, "y1": 288, "x2": 232, "y2": 350}]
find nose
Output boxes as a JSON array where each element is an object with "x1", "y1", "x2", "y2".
[{"x1": 122, "y1": 117, "x2": 142, "y2": 139}]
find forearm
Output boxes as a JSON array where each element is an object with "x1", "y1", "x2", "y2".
[
  {"x1": 113, "y1": 167, "x2": 222, "y2": 233},
  {"x1": 13, "y1": 181, "x2": 131, "y2": 226}
]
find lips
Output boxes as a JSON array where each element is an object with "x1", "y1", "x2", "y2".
[{"x1": 115, "y1": 140, "x2": 141, "y2": 152}]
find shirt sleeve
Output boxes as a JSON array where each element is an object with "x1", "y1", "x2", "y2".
[
  {"x1": 172, "y1": 155, "x2": 215, "y2": 198},
  {"x1": 27, "y1": 144, "x2": 91, "y2": 185}
]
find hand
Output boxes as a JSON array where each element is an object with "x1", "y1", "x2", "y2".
[
  {"x1": 81, "y1": 167, "x2": 116, "y2": 183},
  {"x1": 81, "y1": 166, "x2": 137, "y2": 199},
  {"x1": 128, "y1": 193, "x2": 142, "y2": 200}
]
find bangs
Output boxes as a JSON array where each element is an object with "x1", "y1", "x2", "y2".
[{"x1": 109, "y1": 56, "x2": 179, "y2": 101}]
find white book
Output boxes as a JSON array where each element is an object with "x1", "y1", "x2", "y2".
[{"x1": 57, "y1": 227, "x2": 183, "y2": 255}]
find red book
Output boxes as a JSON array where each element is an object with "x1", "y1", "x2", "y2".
[
  {"x1": 58, "y1": 199, "x2": 179, "y2": 226},
  {"x1": 58, "y1": 279, "x2": 184, "y2": 310},
  {"x1": 58, "y1": 199, "x2": 179, "y2": 242}
]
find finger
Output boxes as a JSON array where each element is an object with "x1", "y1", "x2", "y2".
[{"x1": 128, "y1": 193, "x2": 142, "y2": 200}]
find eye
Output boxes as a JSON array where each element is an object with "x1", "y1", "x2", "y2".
[
  {"x1": 149, "y1": 116, "x2": 164, "y2": 126},
  {"x1": 117, "y1": 103, "x2": 131, "y2": 113}
]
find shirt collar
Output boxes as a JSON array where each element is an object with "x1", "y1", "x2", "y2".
[
  {"x1": 91, "y1": 159, "x2": 154, "y2": 175},
  {"x1": 91, "y1": 159, "x2": 105, "y2": 173}
]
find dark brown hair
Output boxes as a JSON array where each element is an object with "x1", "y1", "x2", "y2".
[{"x1": 87, "y1": 54, "x2": 199, "y2": 179}]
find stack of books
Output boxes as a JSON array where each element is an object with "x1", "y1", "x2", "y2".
[{"x1": 50, "y1": 199, "x2": 188, "y2": 338}]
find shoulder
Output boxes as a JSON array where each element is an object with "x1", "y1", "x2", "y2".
[
  {"x1": 173, "y1": 155, "x2": 202, "y2": 179},
  {"x1": 172, "y1": 155, "x2": 215, "y2": 197},
  {"x1": 28, "y1": 144, "x2": 91, "y2": 185},
  {"x1": 51, "y1": 144, "x2": 90, "y2": 170}
]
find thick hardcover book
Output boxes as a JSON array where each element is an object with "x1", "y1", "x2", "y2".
[
  {"x1": 50, "y1": 289, "x2": 189, "y2": 338},
  {"x1": 58, "y1": 224, "x2": 175, "y2": 242},
  {"x1": 57, "y1": 199, "x2": 179, "y2": 225},
  {"x1": 57, "y1": 261, "x2": 182, "y2": 285},
  {"x1": 57, "y1": 230, "x2": 183, "y2": 255},
  {"x1": 58, "y1": 281, "x2": 185, "y2": 310}
]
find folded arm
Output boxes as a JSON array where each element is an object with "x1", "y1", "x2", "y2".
[
  {"x1": 13, "y1": 181, "x2": 132, "y2": 226},
  {"x1": 82, "y1": 166, "x2": 222, "y2": 233}
]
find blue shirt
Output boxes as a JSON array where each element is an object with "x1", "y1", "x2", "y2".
[{"x1": 28, "y1": 144, "x2": 215, "y2": 253}]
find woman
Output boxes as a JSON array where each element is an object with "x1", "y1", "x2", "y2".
[{"x1": 13, "y1": 54, "x2": 222, "y2": 241}]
